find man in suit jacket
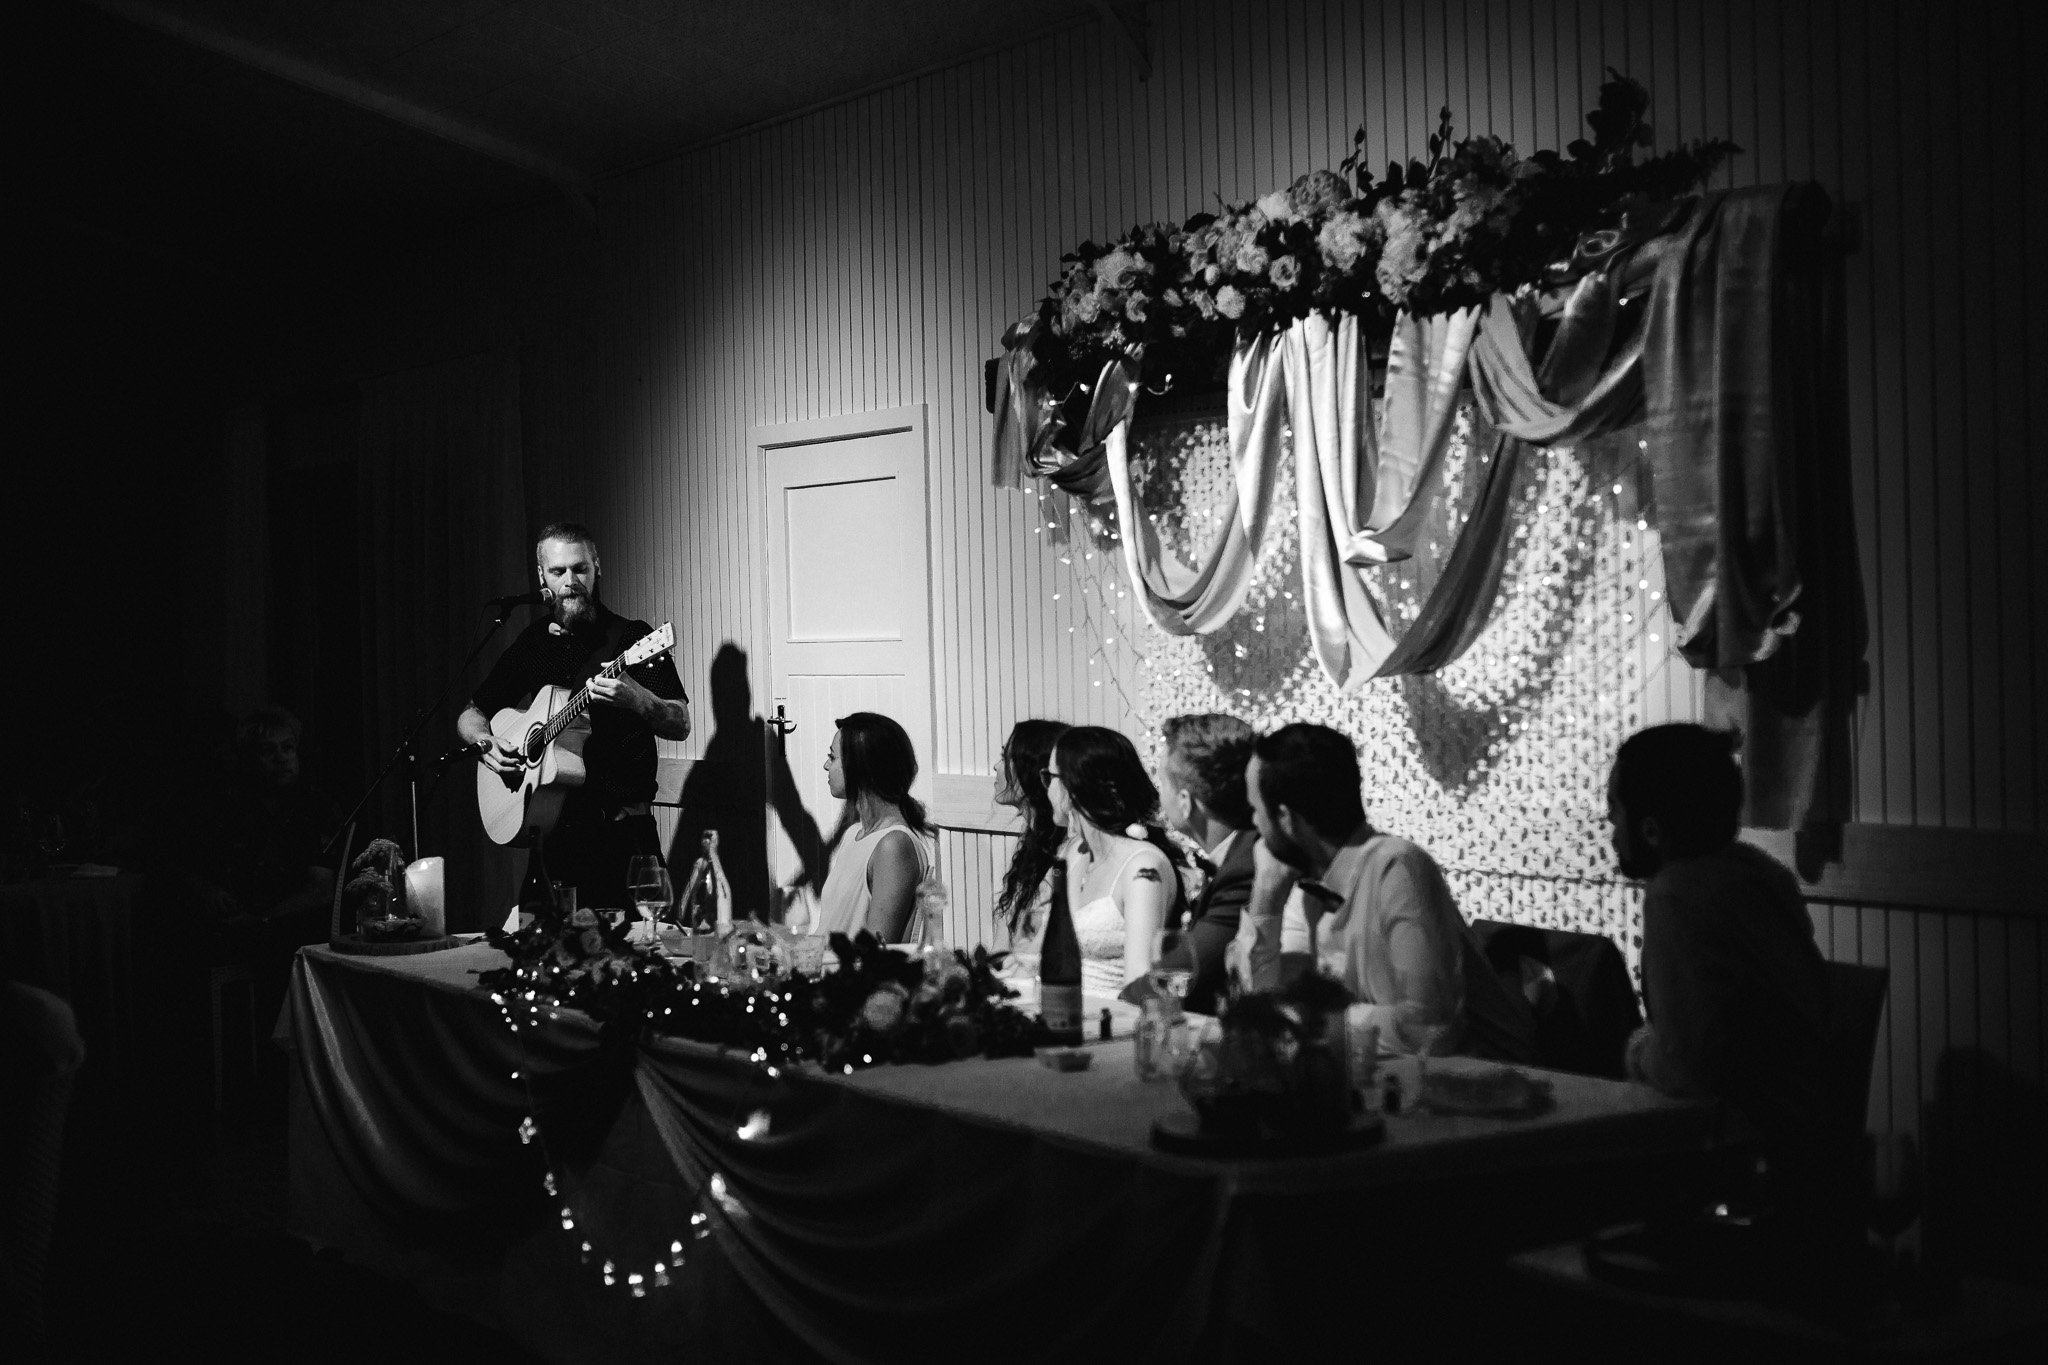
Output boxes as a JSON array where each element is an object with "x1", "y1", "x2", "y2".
[{"x1": 1154, "y1": 714, "x2": 1259, "y2": 1015}]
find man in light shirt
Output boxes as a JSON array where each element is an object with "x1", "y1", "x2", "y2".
[{"x1": 1243, "y1": 723, "x2": 1533, "y2": 1062}]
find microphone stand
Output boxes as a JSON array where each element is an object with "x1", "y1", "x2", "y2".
[{"x1": 324, "y1": 603, "x2": 526, "y2": 861}]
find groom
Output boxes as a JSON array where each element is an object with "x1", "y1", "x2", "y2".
[{"x1": 1150, "y1": 713, "x2": 1260, "y2": 1014}]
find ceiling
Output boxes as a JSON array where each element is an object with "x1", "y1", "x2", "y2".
[{"x1": 28, "y1": 0, "x2": 1116, "y2": 281}]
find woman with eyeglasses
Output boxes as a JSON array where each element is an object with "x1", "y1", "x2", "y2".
[
  {"x1": 1045, "y1": 726, "x2": 1189, "y2": 997},
  {"x1": 991, "y1": 719, "x2": 1071, "y2": 952},
  {"x1": 814, "y1": 712, "x2": 934, "y2": 942}
]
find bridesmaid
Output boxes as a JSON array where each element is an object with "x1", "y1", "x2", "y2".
[
  {"x1": 991, "y1": 719, "x2": 1070, "y2": 954},
  {"x1": 813, "y1": 712, "x2": 934, "y2": 942},
  {"x1": 1045, "y1": 726, "x2": 1189, "y2": 996}
]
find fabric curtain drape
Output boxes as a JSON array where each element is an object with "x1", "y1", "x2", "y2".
[
  {"x1": 1638, "y1": 184, "x2": 1863, "y2": 826},
  {"x1": 356, "y1": 353, "x2": 529, "y2": 931},
  {"x1": 1107, "y1": 309, "x2": 1479, "y2": 689},
  {"x1": 1105, "y1": 332, "x2": 1286, "y2": 636},
  {"x1": 1016, "y1": 184, "x2": 1860, "y2": 823}
]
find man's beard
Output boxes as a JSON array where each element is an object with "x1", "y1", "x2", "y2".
[
  {"x1": 552, "y1": 590, "x2": 598, "y2": 630},
  {"x1": 1612, "y1": 837, "x2": 1660, "y2": 882},
  {"x1": 1263, "y1": 826, "x2": 1313, "y2": 872}
]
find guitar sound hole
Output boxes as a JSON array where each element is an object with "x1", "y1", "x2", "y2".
[{"x1": 523, "y1": 728, "x2": 545, "y2": 763}]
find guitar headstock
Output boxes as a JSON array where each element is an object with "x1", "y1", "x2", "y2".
[{"x1": 623, "y1": 622, "x2": 675, "y2": 666}]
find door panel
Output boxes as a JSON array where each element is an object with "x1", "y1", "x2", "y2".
[{"x1": 757, "y1": 409, "x2": 932, "y2": 894}]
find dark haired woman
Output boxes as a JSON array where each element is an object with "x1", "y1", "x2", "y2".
[
  {"x1": 1047, "y1": 726, "x2": 1188, "y2": 996},
  {"x1": 815, "y1": 712, "x2": 934, "y2": 942},
  {"x1": 991, "y1": 719, "x2": 1070, "y2": 953}
]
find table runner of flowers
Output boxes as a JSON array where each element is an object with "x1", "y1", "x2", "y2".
[{"x1": 480, "y1": 905, "x2": 1042, "y2": 1073}]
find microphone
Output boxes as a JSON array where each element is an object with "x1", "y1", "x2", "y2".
[{"x1": 485, "y1": 587, "x2": 555, "y2": 608}]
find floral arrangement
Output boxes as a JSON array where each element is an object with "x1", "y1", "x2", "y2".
[
  {"x1": 345, "y1": 837, "x2": 422, "y2": 940},
  {"x1": 480, "y1": 903, "x2": 1041, "y2": 1073},
  {"x1": 1013, "y1": 72, "x2": 1738, "y2": 451}
]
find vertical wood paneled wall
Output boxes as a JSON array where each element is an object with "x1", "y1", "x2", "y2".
[{"x1": 349, "y1": 0, "x2": 2039, "y2": 1171}]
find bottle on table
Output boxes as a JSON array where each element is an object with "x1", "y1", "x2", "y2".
[
  {"x1": 681, "y1": 854, "x2": 717, "y2": 934},
  {"x1": 702, "y1": 830, "x2": 733, "y2": 929},
  {"x1": 1038, "y1": 863, "x2": 1083, "y2": 1046}
]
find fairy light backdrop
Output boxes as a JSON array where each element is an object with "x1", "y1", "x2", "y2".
[{"x1": 1046, "y1": 401, "x2": 1705, "y2": 983}]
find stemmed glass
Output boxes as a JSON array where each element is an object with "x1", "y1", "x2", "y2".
[{"x1": 627, "y1": 855, "x2": 671, "y2": 946}]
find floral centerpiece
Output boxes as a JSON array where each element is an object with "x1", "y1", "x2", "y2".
[
  {"x1": 480, "y1": 899, "x2": 1041, "y2": 1072},
  {"x1": 345, "y1": 837, "x2": 423, "y2": 941}
]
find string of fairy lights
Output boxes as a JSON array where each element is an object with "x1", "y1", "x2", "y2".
[
  {"x1": 487, "y1": 953, "x2": 802, "y2": 1298},
  {"x1": 1022, "y1": 414, "x2": 1689, "y2": 979}
]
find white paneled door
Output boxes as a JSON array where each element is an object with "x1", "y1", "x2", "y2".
[{"x1": 756, "y1": 407, "x2": 933, "y2": 894}]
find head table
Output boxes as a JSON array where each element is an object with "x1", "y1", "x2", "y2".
[{"x1": 280, "y1": 941, "x2": 1721, "y2": 1363}]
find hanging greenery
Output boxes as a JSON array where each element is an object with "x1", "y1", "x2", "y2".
[{"x1": 1008, "y1": 71, "x2": 1738, "y2": 454}]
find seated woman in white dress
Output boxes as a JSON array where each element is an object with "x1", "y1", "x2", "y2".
[
  {"x1": 1045, "y1": 726, "x2": 1189, "y2": 997},
  {"x1": 991, "y1": 717, "x2": 1070, "y2": 956},
  {"x1": 813, "y1": 712, "x2": 934, "y2": 943}
]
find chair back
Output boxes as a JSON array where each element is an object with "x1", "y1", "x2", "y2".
[
  {"x1": 1473, "y1": 920, "x2": 1643, "y2": 1078},
  {"x1": 1821, "y1": 960, "x2": 1888, "y2": 1146},
  {"x1": 1, "y1": 983, "x2": 86, "y2": 1356}
]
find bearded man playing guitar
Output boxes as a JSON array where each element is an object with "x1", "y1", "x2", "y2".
[{"x1": 458, "y1": 522, "x2": 690, "y2": 911}]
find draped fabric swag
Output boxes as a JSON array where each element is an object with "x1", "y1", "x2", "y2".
[
  {"x1": 1069, "y1": 184, "x2": 1855, "y2": 825},
  {"x1": 287, "y1": 947, "x2": 1722, "y2": 1363}
]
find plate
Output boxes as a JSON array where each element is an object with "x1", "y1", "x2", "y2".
[{"x1": 1419, "y1": 1066, "x2": 1554, "y2": 1117}]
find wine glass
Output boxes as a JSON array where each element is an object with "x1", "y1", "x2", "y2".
[{"x1": 627, "y1": 855, "x2": 670, "y2": 946}]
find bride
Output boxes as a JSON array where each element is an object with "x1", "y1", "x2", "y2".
[{"x1": 1045, "y1": 726, "x2": 1189, "y2": 997}]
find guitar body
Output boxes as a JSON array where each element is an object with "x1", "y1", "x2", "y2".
[{"x1": 477, "y1": 684, "x2": 591, "y2": 845}]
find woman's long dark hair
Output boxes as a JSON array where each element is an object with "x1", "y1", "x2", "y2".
[
  {"x1": 996, "y1": 718, "x2": 1070, "y2": 936},
  {"x1": 1053, "y1": 726, "x2": 1188, "y2": 916},
  {"x1": 834, "y1": 711, "x2": 930, "y2": 836}
]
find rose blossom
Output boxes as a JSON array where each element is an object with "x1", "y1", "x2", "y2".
[
  {"x1": 1255, "y1": 189, "x2": 1295, "y2": 223},
  {"x1": 1268, "y1": 254, "x2": 1302, "y2": 290},
  {"x1": 861, "y1": 983, "x2": 909, "y2": 1033},
  {"x1": 1215, "y1": 285, "x2": 1246, "y2": 319}
]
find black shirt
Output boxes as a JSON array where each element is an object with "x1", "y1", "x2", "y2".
[{"x1": 471, "y1": 605, "x2": 688, "y2": 809}]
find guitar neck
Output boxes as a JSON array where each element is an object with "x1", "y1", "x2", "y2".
[{"x1": 541, "y1": 658, "x2": 621, "y2": 745}]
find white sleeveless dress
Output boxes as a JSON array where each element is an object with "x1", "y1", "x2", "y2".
[
  {"x1": 1071, "y1": 846, "x2": 1151, "y2": 997},
  {"x1": 815, "y1": 820, "x2": 934, "y2": 940}
]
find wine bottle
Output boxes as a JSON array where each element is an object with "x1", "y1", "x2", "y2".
[
  {"x1": 1038, "y1": 863, "x2": 1083, "y2": 1045},
  {"x1": 704, "y1": 830, "x2": 733, "y2": 928},
  {"x1": 678, "y1": 854, "x2": 714, "y2": 933}
]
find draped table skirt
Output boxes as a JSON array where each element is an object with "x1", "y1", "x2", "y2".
[{"x1": 280, "y1": 944, "x2": 1722, "y2": 1362}]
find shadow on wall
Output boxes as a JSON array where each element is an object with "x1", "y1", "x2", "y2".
[
  {"x1": 667, "y1": 644, "x2": 827, "y2": 919},
  {"x1": 1924, "y1": 1047, "x2": 2048, "y2": 1289}
]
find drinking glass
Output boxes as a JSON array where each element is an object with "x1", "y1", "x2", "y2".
[
  {"x1": 1148, "y1": 927, "x2": 1195, "y2": 1013},
  {"x1": 790, "y1": 935, "x2": 827, "y2": 976},
  {"x1": 627, "y1": 855, "x2": 671, "y2": 945}
]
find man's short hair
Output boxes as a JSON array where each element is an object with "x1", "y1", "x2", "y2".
[
  {"x1": 535, "y1": 521, "x2": 600, "y2": 564},
  {"x1": 1251, "y1": 723, "x2": 1364, "y2": 839},
  {"x1": 237, "y1": 704, "x2": 302, "y2": 751},
  {"x1": 1162, "y1": 713, "x2": 1257, "y2": 829},
  {"x1": 1612, "y1": 723, "x2": 1743, "y2": 856}
]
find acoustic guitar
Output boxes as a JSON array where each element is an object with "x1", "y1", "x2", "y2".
[{"x1": 475, "y1": 622, "x2": 675, "y2": 845}]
